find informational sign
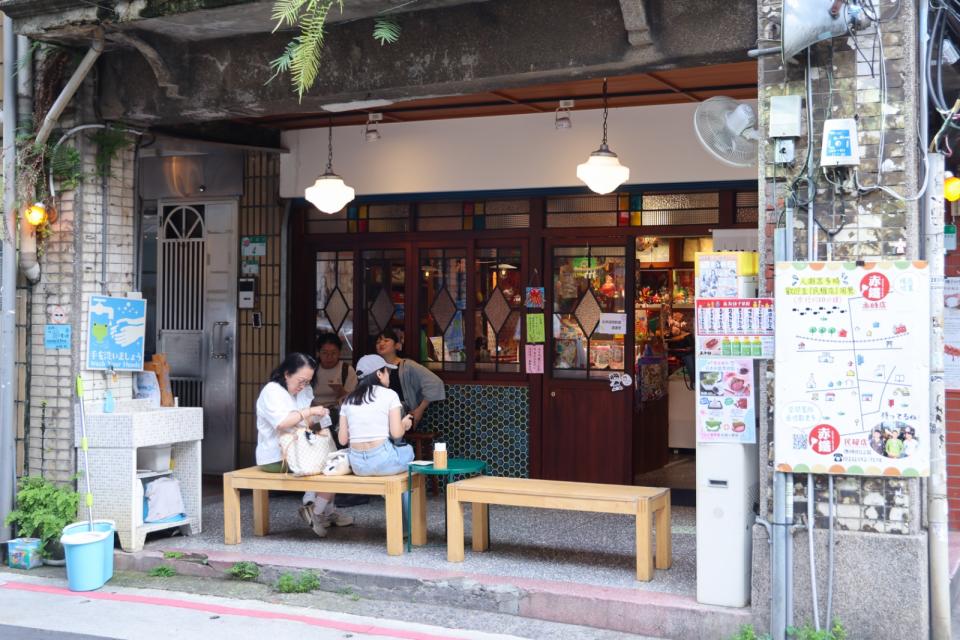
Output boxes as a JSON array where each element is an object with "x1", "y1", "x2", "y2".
[
  {"x1": 241, "y1": 235, "x2": 267, "y2": 257},
  {"x1": 696, "y1": 358, "x2": 756, "y2": 443},
  {"x1": 86, "y1": 295, "x2": 147, "y2": 371},
  {"x1": 598, "y1": 313, "x2": 627, "y2": 335},
  {"x1": 44, "y1": 325, "x2": 71, "y2": 350},
  {"x1": 526, "y1": 313, "x2": 545, "y2": 343},
  {"x1": 945, "y1": 277, "x2": 960, "y2": 390},
  {"x1": 525, "y1": 344, "x2": 544, "y2": 374},
  {"x1": 695, "y1": 298, "x2": 775, "y2": 358},
  {"x1": 241, "y1": 258, "x2": 260, "y2": 276},
  {"x1": 774, "y1": 262, "x2": 930, "y2": 476}
]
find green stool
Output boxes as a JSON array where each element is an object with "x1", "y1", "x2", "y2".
[{"x1": 405, "y1": 458, "x2": 487, "y2": 552}]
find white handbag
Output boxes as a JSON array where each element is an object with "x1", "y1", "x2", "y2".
[
  {"x1": 279, "y1": 428, "x2": 335, "y2": 476},
  {"x1": 322, "y1": 450, "x2": 352, "y2": 476}
]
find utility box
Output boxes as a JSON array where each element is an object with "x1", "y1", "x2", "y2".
[{"x1": 696, "y1": 442, "x2": 758, "y2": 607}]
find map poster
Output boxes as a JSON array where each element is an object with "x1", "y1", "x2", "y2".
[
  {"x1": 944, "y1": 277, "x2": 960, "y2": 390},
  {"x1": 86, "y1": 295, "x2": 148, "y2": 371},
  {"x1": 696, "y1": 358, "x2": 756, "y2": 444},
  {"x1": 774, "y1": 262, "x2": 930, "y2": 477},
  {"x1": 695, "y1": 298, "x2": 775, "y2": 358}
]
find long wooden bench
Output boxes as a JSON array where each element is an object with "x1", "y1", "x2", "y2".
[
  {"x1": 223, "y1": 467, "x2": 427, "y2": 556},
  {"x1": 446, "y1": 476, "x2": 671, "y2": 581}
]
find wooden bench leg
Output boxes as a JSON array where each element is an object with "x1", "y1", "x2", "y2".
[
  {"x1": 384, "y1": 481, "x2": 404, "y2": 556},
  {"x1": 410, "y1": 474, "x2": 427, "y2": 547},
  {"x1": 223, "y1": 477, "x2": 241, "y2": 545},
  {"x1": 252, "y1": 489, "x2": 270, "y2": 537},
  {"x1": 471, "y1": 503, "x2": 489, "y2": 552},
  {"x1": 636, "y1": 498, "x2": 654, "y2": 581},
  {"x1": 446, "y1": 485, "x2": 465, "y2": 562},
  {"x1": 654, "y1": 494, "x2": 672, "y2": 570}
]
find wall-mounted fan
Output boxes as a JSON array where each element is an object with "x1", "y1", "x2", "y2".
[{"x1": 693, "y1": 97, "x2": 760, "y2": 168}]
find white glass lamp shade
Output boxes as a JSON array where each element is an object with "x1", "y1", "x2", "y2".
[
  {"x1": 305, "y1": 173, "x2": 356, "y2": 214},
  {"x1": 576, "y1": 146, "x2": 630, "y2": 195}
]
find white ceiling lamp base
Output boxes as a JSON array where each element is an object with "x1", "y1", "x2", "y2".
[
  {"x1": 306, "y1": 123, "x2": 355, "y2": 214},
  {"x1": 576, "y1": 78, "x2": 629, "y2": 194}
]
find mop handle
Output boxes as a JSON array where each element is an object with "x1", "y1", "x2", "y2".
[{"x1": 76, "y1": 375, "x2": 94, "y2": 528}]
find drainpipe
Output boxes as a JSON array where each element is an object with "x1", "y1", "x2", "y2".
[
  {"x1": 1, "y1": 15, "x2": 19, "y2": 542},
  {"x1": 18, "y1": 35, "x2": 104, "y2": 284},
  {"x1": 926, "y1": 151, "x2": 950, "y2": 640},
  {"x1": 17, "y1": 36, "x2": 38, "y2": 284}
]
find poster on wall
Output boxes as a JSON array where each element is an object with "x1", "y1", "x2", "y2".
[
  {"x1": 945, "y1": 277, "x2": 960, "y2": 389},
  {"x1": 695, "y1": 298, "x2": 775, "y2": 358},
  {"x1": 696, "y1": 358, "x2": 756, "y2": 444},
  {"x1": 86, "y1": 295, "x2": 147, "y2": 371},
  {"x1": 774, "y1": 262, "x2": 930, "y2": 477}
]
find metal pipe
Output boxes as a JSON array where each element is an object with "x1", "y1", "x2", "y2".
[
  {"x1": 784, "y1": 472, "x2": 794, "y2": 628},
  {"x1": 926, "y1": 151, "x2": 951, "y2": 640},
  {"x1": 807, "y1": 473, "x2": 820, "y2": 631},
  {"x1": 34, "y1": 35, "x2": 103, "y2": 147},
  {"x1": 826, "y1": 475, "x2": 835, "y2": 627},
  {"x1": 16, "y1": 35, "x2": 38, "y2": 284},
  {"x1": 1, "y1": 15, "x2": 19, "y2": 542},
  {"x1": 806, "y1": 50, "x2": 817, "y2": 261},
  {"x1": 771, "y1": 471, "x2": 787, "y2": 640},
  {"x1": 920, "y1": 0, "x2": 930, "y2": 260}
]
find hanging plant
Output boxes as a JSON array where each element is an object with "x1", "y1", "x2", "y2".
[{"x1": 89, "y1": 126, "x2": 133, "y2": 178}]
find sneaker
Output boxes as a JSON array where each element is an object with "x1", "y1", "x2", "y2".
[
  {"x1": 310, "y1": 515, "x2": 329, "y2": 538},
  {"x1": 317, "y1": 511, "x2": 354, "y2": 528},
  {"x1": 298, "y1": 503, "x2": 315, "y2": 527}
]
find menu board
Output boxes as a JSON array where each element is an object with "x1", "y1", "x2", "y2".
[
  {"x1": 696, "y1": 358, "x2": 756, "y2": 444},
  {"x1": 774, "y1": 262, "x2": 930, "y2": 476},
  {"x1": 695, "y1": 298, "x2": 774, "y2": 358}
]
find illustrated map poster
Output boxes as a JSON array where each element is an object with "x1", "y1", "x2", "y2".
[
  {"x1": 696, "y1": 358, "x2": 756, "y2": 444},
  {"x1": 695, "y1": 298, "x2": 774, "y2": 358},
  {"x1": 774, "y1": 262, "x2": 930, "y2": 477},
  {"x1": 86, "y1": 296, "x2": 147, "y2": 371},
  {"x1": 945, "y1": 277, "x2": 960, "y2": 389}
]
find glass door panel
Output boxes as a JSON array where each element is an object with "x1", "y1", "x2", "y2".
[
  {"x1": 361, "y1": 249, "x2": 406, "y2": 355},
  {"x1": 315, "y1": 250, "x2": 354, "y2": 360}
]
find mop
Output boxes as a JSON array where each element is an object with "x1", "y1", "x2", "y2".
[{"x1": 75, "y1": 375, "x2": 94, "y2": 531}]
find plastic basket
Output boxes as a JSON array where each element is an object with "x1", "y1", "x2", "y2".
[{"x1": 6, "y1": 538, "x2": 42, "y2": 570}]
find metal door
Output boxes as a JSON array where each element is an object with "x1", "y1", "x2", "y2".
[{"x1": 157, "y1": 201, "x2": 238, "y2": 473}]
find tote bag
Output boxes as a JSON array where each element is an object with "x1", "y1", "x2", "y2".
[{"x1": 279, "y1": 428, "x2": 335, "y2": 476}]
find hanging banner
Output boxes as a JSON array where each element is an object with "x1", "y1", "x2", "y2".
[
  {"x1": 695, "y1": 298, "x2": 775, "y2": 358},
  {"x1": 696, "y1": 358, "x2": 756, "y2": 444},
  {"x1": 86, "y1": 295, "x2": 148, "y2": 371},
  {"x1": 774, "y1": 262, "x2": 930, "y2": 477},
  {"x1": 945, "y1": 277, "x2": 960, "y2": 389}
]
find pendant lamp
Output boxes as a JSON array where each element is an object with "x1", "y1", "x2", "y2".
[
  {"x1": 305, "y1": 123, "x2": 355, "y2": 214},
  {"x1": 576, "y1": 78, "x2": 630, "y2": 194}
]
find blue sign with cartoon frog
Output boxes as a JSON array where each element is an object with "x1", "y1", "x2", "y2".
[{"x1": 86, "y1": 295, "x2": 147, "y2": 371}]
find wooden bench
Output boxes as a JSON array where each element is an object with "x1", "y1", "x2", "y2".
[
  {"x1": 223, "y1": 467, "x2": 427, "y2": 556},
  {"x1": 446, "y1": 476, "x2": 671, "y2": 581}
]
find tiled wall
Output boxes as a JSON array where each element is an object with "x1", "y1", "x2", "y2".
[{"x1": 417, "y1": 383, "x2": 530, "y2": 478}]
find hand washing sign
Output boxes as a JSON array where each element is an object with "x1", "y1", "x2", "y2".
[
  {"x1": 774, "y1": 262, "x2": 930, "y2": 477},
  {"x1": 86, "y1": 295, "x2": 147, "y2": 371}
]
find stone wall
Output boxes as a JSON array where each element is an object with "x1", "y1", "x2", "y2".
[
  {"x1": 753, "y1": 0, "x2": 928, "y2": 636},
  {"x1": 21, "y1": 79, "x2": 137, "y2": 482}
]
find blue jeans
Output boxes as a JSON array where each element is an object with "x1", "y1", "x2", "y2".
[{"x1": 349, "y1": 441, "x2": 414, "y2": 525}]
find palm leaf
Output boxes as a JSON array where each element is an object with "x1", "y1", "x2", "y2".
[{"x1": 373, "y1": 18, "x2": 401, "y2": 46}]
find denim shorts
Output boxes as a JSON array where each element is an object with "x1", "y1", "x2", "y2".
[{"x1": 348, "y1": 440, "x2": 414, "y2": 476}]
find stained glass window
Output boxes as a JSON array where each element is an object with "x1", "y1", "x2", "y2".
[{"x1": 475, "y1": 248, "x2": 523, "y2": 373}]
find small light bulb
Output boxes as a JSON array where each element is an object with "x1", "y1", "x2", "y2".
[
  {"x1": 946, "y1": 175, "x2": 960, "y2": 202},
  {"x1": 24, "y1": 202, "x2": 47, "y2": 226}
]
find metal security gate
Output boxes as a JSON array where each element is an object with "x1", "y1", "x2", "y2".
[{"x1": 157, "y1": 201, "x2": 238, "y2": 473}]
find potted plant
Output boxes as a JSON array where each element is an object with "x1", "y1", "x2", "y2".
[{"x1": 5, "y1": 475, "x2": 79, "y2": 565}]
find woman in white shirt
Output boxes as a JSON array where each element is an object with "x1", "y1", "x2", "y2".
[
  {"x1": 256, "y1": 352, "x2": 353, "y2": 538},
  {"x1": 337, "y1": 354, "x2": 415, "y2": 475}
]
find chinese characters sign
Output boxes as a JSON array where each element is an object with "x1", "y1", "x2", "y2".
[
  {"x1": 696, "y1": 358, "x2": 756, "y2": 444},
  {"x1": 774, "y1": 262, "x2": 930, "y2": 476},
  {"x1": 86, "y1": 296, "x2": 148, "y2": 372},
  {"x1": 695, "y1": 298, "x2": 774, "y2": 358},
  {"x1": 944, "y1": 277, "x2": 960, "y2": 390}
]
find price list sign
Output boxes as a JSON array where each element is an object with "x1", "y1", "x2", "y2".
[{"x1": 695, "y1": 298, "x2": 775, "y2": 358}]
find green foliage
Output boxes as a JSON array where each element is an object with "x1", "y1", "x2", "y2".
[
  {"x1": 49, "y1": 144, "x2": 82, "y2": 192},
  {"x1": 148, "y1": 565, "x2": 177, "y2": 578},
  {"x1": 373, "y1": 18, "x2": 401, "y2": 45},
  {"x1": 4, "y1": 475, "x2": 79, "y2": 557},
  {"x1": 275, "y1": 570, "x2": 321, "y2": 593},
  {"x1": 163, "y1": 551, "x2": 185, "y2": 559},
  {"x1": 89, "y1": 127, "x2": 133, "y2": 178},
  {"x1": 270, "y1": 0, "x2": 343, "y2": 100},
  {"x1": 729, "y1": 620, "x2": 847, "y2": 640},
  {"x1": 729, "y1": 625, "x2": 771, "y2": 640},
  {"x1": 336, "y1": 586, "x2": 361, "y2": 601},
  {"x1": 227, "y1": 561, "x2": 260, "y2": 581}
]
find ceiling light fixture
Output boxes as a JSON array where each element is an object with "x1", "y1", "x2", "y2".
[
  {"x1": 555, "y1": 99, "x2": 574, "y2": 130},
  {"x1": 305, "y1": 122, "x2": 355, "y2": 214},
  {"x1": 576, "y1": 78, "x2": 629, "y2": 194},
  {"x1": 364, "y1": 113, "x2": 383, "y2": 142}
]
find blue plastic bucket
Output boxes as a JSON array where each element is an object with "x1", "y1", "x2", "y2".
[{"x1": 61, "y1": 520, "x2": 115, "y2": 591}]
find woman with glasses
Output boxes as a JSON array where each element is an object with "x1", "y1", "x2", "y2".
[{"x1": 255, "y1": 352, "x2": 353, "y2": 538}]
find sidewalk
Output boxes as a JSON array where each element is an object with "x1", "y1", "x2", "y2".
[{"x1": 125, "y1": 492, "x2": 751, "y2": 638}]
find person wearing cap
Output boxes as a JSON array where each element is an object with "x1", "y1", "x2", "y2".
[
  {"x1": 374, "y1": 329, "x2": 445, "y2": 428},
  {"x1": 255, "y1": 352, "x2": 353, "y2": 539},
  {"x1": 337, "y1": 354, "x2": 415, "y2": 476}
]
